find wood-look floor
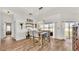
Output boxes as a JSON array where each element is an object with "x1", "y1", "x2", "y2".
[{"x1": 0, "y1": 36, "x2": 72, "y2": 51}]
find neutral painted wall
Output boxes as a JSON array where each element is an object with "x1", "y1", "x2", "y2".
[
  {"x1": 0, "y1": 11, "x2": 1, "y2": 39},
  {"x1": 14, "y1": 14, "x2": 26, "y2": 40}
]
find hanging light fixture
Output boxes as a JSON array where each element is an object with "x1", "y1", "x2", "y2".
[{"x1": 39, "y1": 7, "x2": 43, "y2": 10}]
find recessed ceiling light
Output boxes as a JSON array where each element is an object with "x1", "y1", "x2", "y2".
[
  {"x1": 7, "y1": 10, "x2": 10, "y2": 13},
  {"x1": 29, "y1": 13, "x2": 32, "y2": 15}
]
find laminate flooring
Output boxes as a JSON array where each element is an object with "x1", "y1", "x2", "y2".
[{"x1": 0, "y1": 36, "x2": 72, "y2": 51}]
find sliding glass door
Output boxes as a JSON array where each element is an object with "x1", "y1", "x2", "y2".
[{"x1": 64, "y1": 22, "x2": 75, "y2": 39}]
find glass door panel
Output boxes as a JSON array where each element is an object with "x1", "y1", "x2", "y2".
[{"x1": 64, "y1": 22, "x2": 75, "y2": 39}]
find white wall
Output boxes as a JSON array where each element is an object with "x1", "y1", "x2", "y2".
[
  {"x1": 0, "y1": 11, "x2": 1, "y2": 39},
  {"x1": 14, "y1": 14, "x2": 26, "y2": 40},
  {"x1": 2, "y1": 13, "x2": 13, "y2": 37},
  {"x1": 0, "y1": 10, "x2": 4, "y2": 39}
]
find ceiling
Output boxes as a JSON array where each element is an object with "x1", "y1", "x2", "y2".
[{"x1": 0, "y1": 7, "x2": 79, "y2": 22}]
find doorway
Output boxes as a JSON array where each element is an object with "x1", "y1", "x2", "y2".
[{"x1": 6, "y1": 23, "x2": 12, "y2": 35}]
